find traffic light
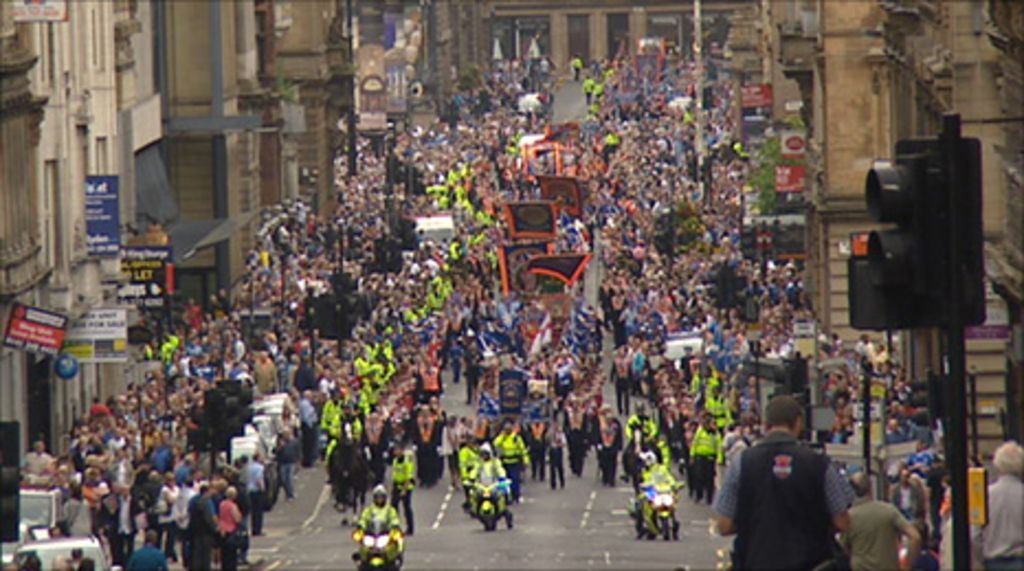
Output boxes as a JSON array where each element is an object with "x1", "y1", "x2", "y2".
[
  {"x1": 202, "y1": 386, "x2": 227, "y2": 451},
  {"x1": 0, "y1": 422, "x2": 20, "y2": 542},
  {"x1": 849, "y1": 121, "x2": 984, "y2": 330}
]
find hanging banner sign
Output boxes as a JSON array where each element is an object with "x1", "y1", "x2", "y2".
[
  {"x1": 13, "y1": 0, "x2": 68, "y2": 22},
  {"x1": 85, "y1": 176, "x2": 121, "y2": 256},
  {"x1": 775, "y1": 165, "x2": 807, "y2": 193},
  {"x1": 118, "y1": 246, "x2": 172, "y2": 308},
  {"x1": 741, "y1": 84, "x2": 773, "y2": 108},
  {"x1": 62, "y1": 308, "x2": 129, "y2": 363},
  {"x1": 3, "y1": 303, "x2": 68, "y2": 356},
  {"x1": 780, "y1": 129, "x2": 807, "y2": 159}
]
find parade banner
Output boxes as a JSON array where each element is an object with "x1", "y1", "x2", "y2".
[
  {"x1": 526, "y1": 253, "x2": 593, "y2": 287},
  {"x1": 538, "y1": 176, "x2": 584, "y2": 218},
  {"x1": 499, "y1": 369, "x2": 527, "y2": 415},
  {"x1": 498, "y1": 242, "x2": 553, "y2": 295},
  {"x1": 504, "y1": 201, "x2": 559, "y2": 240},
  {"x1": 3, "y1": 303, "x2": 68, "y2": 357}
]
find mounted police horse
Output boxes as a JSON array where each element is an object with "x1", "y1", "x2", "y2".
[{"x1": 329, "y1": 419, "x2": 369, "y2": 524}]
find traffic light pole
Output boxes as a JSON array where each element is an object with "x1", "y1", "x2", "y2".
[
  {"x1": 941, "y1": 114, "x2": 971, "y2": 571},
  {"x1": 861, "y1": 358, "x2": 872, "y2": 475}
]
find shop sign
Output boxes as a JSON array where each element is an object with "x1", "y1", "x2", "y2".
[{"x1": 3, "y1": 303, "x2": 68, "y2": 356}]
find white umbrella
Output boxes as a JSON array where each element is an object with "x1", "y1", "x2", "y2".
[{"x1": 518, "y1": 93, "x2": 543, "y2": 114}]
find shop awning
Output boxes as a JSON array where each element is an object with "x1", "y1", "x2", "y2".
[
  {"x1": 134, "y1": 144, "x2": 179, "y2": 225},
  {"x1": 168, "y1": 210, "x2": 259, "y2": 263}
]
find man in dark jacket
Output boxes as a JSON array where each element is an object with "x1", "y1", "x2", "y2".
[
  {"x1": 714, "y1": 395, "x2": 855, "y2": 571},
  {"x1": 188, "y1": 484, "x2": 219, "y2": 571},
  {"x1": 98, "y1": 485, "x2": 139, "y2": 567}
]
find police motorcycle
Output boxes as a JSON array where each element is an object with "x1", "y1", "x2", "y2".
[
  {"x1": 629, "y1": 452, "x2": 682, "y2": 541},
  {"x1": 468, "y1": 444, "x2": 514, "y2": 532},
  {"x1": 351, "y1": 487, "x2": 405, "y2": 571}
]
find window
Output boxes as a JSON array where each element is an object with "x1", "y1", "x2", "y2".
[
  {"x1": 44, "y1": 23, "x2": 56, "y2": 85},
  {"x1": 96, "y1": 137, "x2": 109, "y2": 173},
  {"x1": 568, "y1": 15, "x2": 590, "y2": 63},
  {"x1": 91, "y1": 8, "x2": 99, "y2": 68},
  {"x1": 43, "y1": 160, "x2": 60, "y2": 268}
]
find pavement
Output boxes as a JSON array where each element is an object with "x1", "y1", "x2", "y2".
[{"x1": 551, "y1": 80, "x2": 589, "y2": 124}]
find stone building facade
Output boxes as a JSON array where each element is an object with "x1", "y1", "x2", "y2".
[{"x1": 770, "y1": 0, "x2": 1022, "y2": 452}]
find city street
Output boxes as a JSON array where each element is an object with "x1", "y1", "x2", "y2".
[{"x1": 250, "y1": 388, "x2": 730, "y2": 571}]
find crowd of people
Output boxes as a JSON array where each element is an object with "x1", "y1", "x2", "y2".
[{"x1": 13, "y1": 42, "x2": 1023, "y2": 571}]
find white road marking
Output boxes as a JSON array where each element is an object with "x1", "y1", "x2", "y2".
[
  {"x1": 432, "y1": 487, "x2": 454, "y2": 529},
  {"x1": 580, "y1": 489, "x2": 597, "y2": 528},
  {"x1": 610, "y1": 508, "x2": 628, "y2": 516},
  {"x1": 266, "y1": 560, "x2": 283, "y2": 571},
  {"x1": 604, "y1": 551, "x2": 611, "y2": 566},
  {"x1": 302, "y1": 485, "x2": 330, "y2": 530},
  {"x1": 249, "y1": 546, "x2": 280, "y2": 554}
]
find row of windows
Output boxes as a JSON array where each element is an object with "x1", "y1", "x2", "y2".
[{"x1": 34, "y1": 5, "x2": 108, "y2": 88}]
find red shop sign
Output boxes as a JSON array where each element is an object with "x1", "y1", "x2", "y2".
[
  {"x1": 3, "y1": 303, "x2": 68, "y2": 356},
  {"x1": 775, "y1": 165, "x2": 806, "y2": 193},
  {"x1": 741, "y1": 84, "x2": 774, "y2": 108}
]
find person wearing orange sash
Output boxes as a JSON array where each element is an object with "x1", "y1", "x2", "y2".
[
  {"x1": 526, "y1": 420, "x2": 548, "y2": 482},
  {"x1": 363, "y1": 410, "x2": 390, "y2": 486},
  {"x1": 597, "y1": 406, "x2": 623, "y2": 487},
  {"x1": 413, "y1": 407, "x2": 441, "y2": 488},
  {"x1": 565, "y1": 401, "x2": 589, "y2": 476}
]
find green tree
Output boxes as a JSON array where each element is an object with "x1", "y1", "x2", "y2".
[{"x1": 748, "y1": 132, "x2": 804, "y2": 215}]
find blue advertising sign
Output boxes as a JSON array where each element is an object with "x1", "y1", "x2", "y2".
[{"x1": 85, "y1": 176, "x2": 120, "y2": 256}]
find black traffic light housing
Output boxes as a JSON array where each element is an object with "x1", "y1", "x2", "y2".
[
  {"x1": 201, "y1": 381, "x2": 252, "y2": 452},
  {"x1": 0, "y1": 422, "x2": 20, "y2": 542},
  {"x1": 849, "y1": 123, "x2": 984, "y2": 330}
]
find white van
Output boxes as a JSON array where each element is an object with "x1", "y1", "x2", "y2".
[{"x1": 414, "y1": 215, "x2": 456, "y2": 244}]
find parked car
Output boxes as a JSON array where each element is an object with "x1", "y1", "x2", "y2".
[
  {"x1": 16, "y1": 536, "x2": 117, "y2": 571},
  {"x1": 2, "y1": 488, "x2": 64, "y2": 566}
]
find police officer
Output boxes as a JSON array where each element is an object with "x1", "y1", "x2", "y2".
[
  {"x1": 626, "y1": 403, "x2": 658, "y2": 445},
  {"x1": 357, "y1": 485, "x2": 401, "y2": 534},
  {"x1": 689, "y1": 414, "x2": 723, "y2": 505},
  {"x1": 582, "y1": 76, "x2": 596, "y2": 105},
  {"x1": 390, "y1": 445, "x2": 416, "y2": 536},
  {"x1": 493, "y1": 420, "x2": 529, "y2": 503},
  {"x1": 714, "y1": 395, "x2": 854, "y2": 570},
  {"x1": 571, "y1": 55, "x2": 584, "y2": 81}
]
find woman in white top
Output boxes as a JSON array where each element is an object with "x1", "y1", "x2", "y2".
[{"x1": 158, "y1": 472, "x2": 180, "y2": 562}]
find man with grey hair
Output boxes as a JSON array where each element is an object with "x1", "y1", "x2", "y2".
[
  {"x1": 973, "y1": 440, "x2": 1023, "y2": 570},
  {"x1": 843, "y1": 471, "x2": 921, "y2": 571}
]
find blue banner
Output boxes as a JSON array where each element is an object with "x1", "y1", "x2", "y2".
[
  {"x1": 498, "y1": 369, "x2": 527, "y2": 415},
  {"x1": 85, "y1": 176, "x2": 120, "y2": 256}
]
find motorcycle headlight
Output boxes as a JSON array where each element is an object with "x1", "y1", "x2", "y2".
[
  {"x1": 374, "y1": 535, "x2": 390, "y2": 549},
  {"x1": 655, "y1": 494, "x2": 673, "y2": 508},
  {"x1": 362, "y1": 535, "x2": 376, "y2": 548}
]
